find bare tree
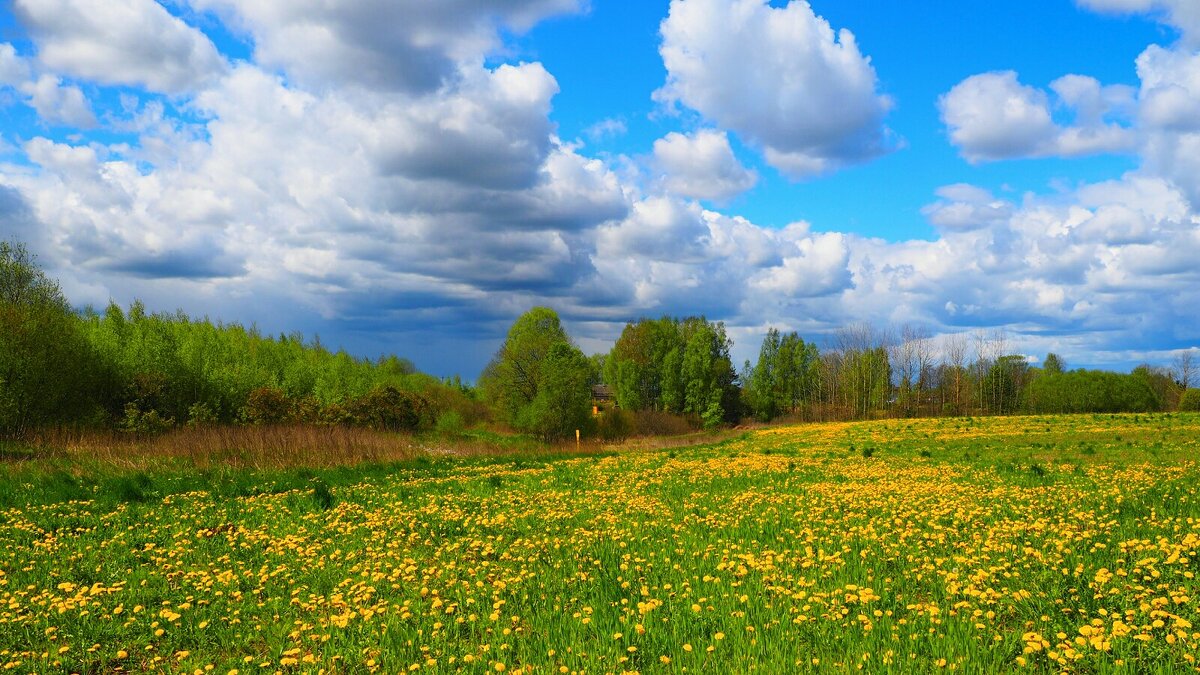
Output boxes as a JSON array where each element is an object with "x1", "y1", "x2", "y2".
[
  {"x1": 891, "y1": 325, "x2": 919, "y2": 416},
  {"x1": 1174, "y1": 349, "x2": 1197, "y2": 390},
  {"x1": 913, "y1": 326, "x2": 935, "y2": 415},
  {"x1": 972, "y1": 330, "x2": 990, "y2": 413},
  {"x1": 943, "y1": 332, "x2": 968, "y2": 415}
]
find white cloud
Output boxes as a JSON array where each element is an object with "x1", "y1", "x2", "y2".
[
  {"x1": 0, "y1": 44, "x2": 29, "y2": 86},
  {"x1": 921, "y1": 184, "x2": 1015, "y2": 231},
  {"x1": 1134, "y1": 45, "x2": 1200, "y2": 205},
  {"x1": 583, "y1": 117, "x2": 627, "y2": 142},
  {"x1": 19, "y1": 75, "x2": 96, "y2": 127},
  {"x1": 190, "y1": 0, "x2": 584, "y2": 93},
  {"x1": 652, "y1": 129, "x2": 757, "y2": 201},
  {"x1": 655, "y1": 0, "x2": 893, "y2": 178},
  {"x1": 0, "y1": 0, "x2": 1198, "y2": 377},
  {"x1": 1078, "y1": 0, "x2": 1200, "y2": 46},
  {"x1": 14, "y1": 0, "x2": 227, "y2": 93},
  {"x1": 1137, "y1": 46, "x2": 1200, "y2": 131},
  {"x1": 939, "y1": 71, "x2": 1136, "y2": 161}
]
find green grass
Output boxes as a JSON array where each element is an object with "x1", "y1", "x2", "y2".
[{"x1": 1, "y1": 413, "x2": 1199, "y2": 673}]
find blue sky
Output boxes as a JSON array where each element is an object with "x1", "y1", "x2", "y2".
[
  {"x1": 0, "y1": 0, "x2": 1197, "y2": 377},
  {"x1": 515, "y1": 1, "x2": 1161, "y2": 239}
]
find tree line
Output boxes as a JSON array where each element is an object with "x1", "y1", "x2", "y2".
[
  {"x1": 741, "y1": 323, "x2": 1196, "y2": 421},
  {"x1": 3, "y1": 240, "x2": 1196, "y2": 442},
  {"x1": 0, "y1": 241, "x2": 479, "y2": 436}
]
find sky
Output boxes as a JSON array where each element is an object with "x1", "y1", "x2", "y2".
[{"x1": 0, "y1": 0, "x2": 1197, "y2": 377}]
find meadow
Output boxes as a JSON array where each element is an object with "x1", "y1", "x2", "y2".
[{"x1": 1, "y1": 413, "x2": 1199, "y2": 673}]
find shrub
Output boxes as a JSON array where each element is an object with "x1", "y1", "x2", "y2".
[
  {"x1": 595, "y1": 408, "x2": 633, "y2": 441},
  {"x1": 241, "y1": 387, "x2": 293, "y2": 425},
  {"x1": 435, "y1": 410, "x2": 465, "y2": 436},
  {"x1": 120, "y1": 403, "x2": 175, "y2": 435},
  {"x1": 347, "y1": 386, "x2": 428, "y2": 432},
  {"x1": 186, "y1": 402, "x2": 218, "y2": 427},
  {"x1": 290, "y1": 395, "x2": 323, "y2": 425},
  {"x1": 631, "y1": 409, "x2": 697, "y2": 436},
  {"x1": 1181, "y1": 389, "x2": 1200, "y2": 412},
  {"x1": 318, "y1": 402, "x2": 354, "y2": 427}
]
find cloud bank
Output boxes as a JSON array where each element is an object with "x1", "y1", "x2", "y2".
[{"x1": 0, "y1": 0, "x2": 1195, "y2": 376}]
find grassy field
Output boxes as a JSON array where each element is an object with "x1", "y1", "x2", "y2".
[{"x1": 1, "y1": 414, "x2": 1199, "y2": 673}]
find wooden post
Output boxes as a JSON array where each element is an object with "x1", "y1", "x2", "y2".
[{"x1": 575, "y1": 428, "x2": 580, "y2": 449}]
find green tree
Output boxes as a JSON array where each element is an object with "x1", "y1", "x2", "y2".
[
  {"x1": 1043, "y1": 353, "x2": 1065, "y2": 375},
  {"x1": 747, "y1": 328, "x2": 782, "y2": 421},
  {"x1": 518, "y1": 342, "x2": 594, "y2": 440},
  {"x1": 0, "y1": 241, "x2": 102, "y2": 433},
  {"x1": 984, "y1": 355, "x2": 1029, "y2": 414},
  {"x1": 480, "y1": 307, "x2": 591, "y2": 440},
  {"x1": 1025, "y1": 370, "x2": 1161, "y2": 414},
  {"x1": 1180, "y1": 389, "x2": 1200, "y2": 412}
]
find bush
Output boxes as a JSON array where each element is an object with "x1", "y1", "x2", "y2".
[
  {"x1": 347, "y1": 386, "x2": 428, "y2": 432},
  {"x1": 186, "y1": 402, "x2": 218, "y2": 427},
  {"x1": 241, "y1": 387, "x2": 293, "y2": 425},
  {"x1": 595, "y1": 408, "x2": 633, "y2": 441},
  {"x1": 120, "y1": 403, "x2": 175, "y2": 435},
  {"x1": 1024, "y1": 370, "x2": 1162, "y2": 414},
  {"x1": 1181, "y1": 389, "x2": 1200, "y2": 412},
  {"x1": 631, "y1": 409, "x2": 697, "y2": 436},
  {"x1": 435, "y1": 410, "x2": 465, "y2": 436},
  {"x1": 318, "y1": 402, "x2": 354, "y2": 427}
]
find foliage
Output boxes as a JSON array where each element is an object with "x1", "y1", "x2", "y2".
[
  {"x1": 480, "y1": 308, "x2": 593, "y2": 440},
  {"x1": 346, "y1": 385, "x2": 429, "y2": 432},
  {"x1": 1025, "y1": 370, "x2": 1162, "y2": 414},
  {"x1": 982, "y1": 355, "x2": 1029, "y2": 414},
  {"x1": 744, "y1": 328, "x2": 819, "y2": 421},
  {"x1": 1181, "y1": 388, "x2": 1200, "y2": 412},
  {"x1": 241, "y1": 387, "x2": 294, "y2": 425},
  {"x1": 595, "y1": 408, "x2": 634, "y2": 441},
  {"x1": 0, "y1": 241, "x2": 105, "y2": 434},
  {"x1": 604, "y1": 316, "x2": 740, "y2": 425},
  {"x1": 119, "y1": 403, "x2": 175, "y2": 435},
  {"x1": 0, "y1": 242, "x2": 473, "y2": 436},
  {"x1": 434, "y1": 410, "x2": 466, "y2": 436}
]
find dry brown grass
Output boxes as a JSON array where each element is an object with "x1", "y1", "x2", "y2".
[
  {"x1": 22, "y1": 425, "x2": 432, "y2": 471},
  {"x1": 606, "y1": 428, "x2": 745, "y2": 452},
  {"x1": 9, "y1": 422, "x2": 726, "y2": 474}
]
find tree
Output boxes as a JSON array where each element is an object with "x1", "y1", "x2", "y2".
[
  {"x1": 519, "y1": 342, "x2": 595, "y2": 440},
  {"x1": 942, "y1": 333, "x2": 968, "y2": 415},
  {"x1": 1173, "y1": 350, "x2": 1196, "y2": 390},
  {"x1": 480, "y1": 307, "x2": 591, "y2": 440},
  {"x1": 1025, "y1": 370, "x2": 1162, "y2": 414},
  {"x1": 0, "y1": 241, "x2": 102, "y2": 434},
  {"x1": 1043, "y1": 353, "x2": 1065, "y2": 375},
  {"x1": 833, "y1": 323, "x2": 891, "y2": 418},
  {"x1": 747, "y1": 328, "x2": 782, "y2": 421},
  {"x1": 1180, "y1": 389, "x2": 1200, "y2": 412},
  {"x1": 983, "y1": 354, "x2": 1027, "y2": 414}
]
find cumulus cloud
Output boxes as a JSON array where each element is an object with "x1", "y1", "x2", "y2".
[
  {"x1": 921, "y1": 184, "x2": 1015, "y2": 231},
  {"x1": 0, "y1": 0, "x2": 1198, "y2": 377},
  {"x1": 939, "y1": 71, "x2": 1136, "y2": 161},
  {"x1": 19, "y1": 75, "x2": 96, "y2": 127},
  {"x1": 1078, "y1": 0, "x2": 1200, "y2": 46},
  {"x1": 0, "y1": 44, "x2": 29, "y2": 86},
  {"x1": 14, "y1": 0, "x2": 227, "y2": 93},
  {"x1": 652, "y1": 129, "x2": 757, "y2": 201},
  {"x1": 594, "y1": 198, "x2": 853, "y2": 318},
  {"x1": 655, "y1": 0, "x2": 894, "y2": 178},
  {"x1": 190, "y1": 0, "x2": 584, "y2": 93}
]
